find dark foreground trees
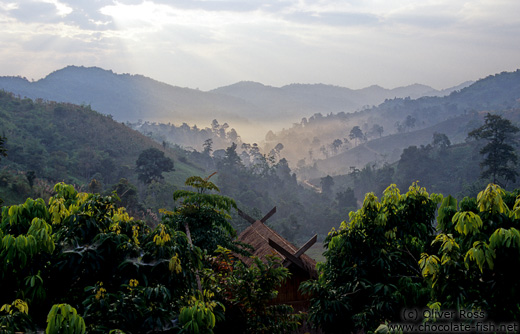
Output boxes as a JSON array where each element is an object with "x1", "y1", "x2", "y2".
[
  {"x1": 5, "y1": 175, "x2": 520, "y2": 333},
  {"x1": 301, "y1": 183, "x2": 441, "y2": 333},
  {"x1": 1, "y1": 183, "x2": 189, "y2": 333},
  {"x1": 468, "y1": 113, "x2": 519, "y2": 186},
  {"x1": 302, "y1": 182, "x2": 520, "y2": 333},
  {"x1": 0, "y1": 179, "x2": 300, "y2": 333},
  {"x1": 420, "y1": 184, "x2": 520, "y2": 322}
]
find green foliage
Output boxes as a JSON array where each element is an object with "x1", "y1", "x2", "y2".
[
  {"x1": 109, "y1": 178, "x2": 141, "y2": 214},
  {"x1": 0, "y1": 182, "x2": 200, "y2": 332},
  {"x1": 0, "y1": 137, "x2": 7, "y2": 208},
  {"x1": 45, "y1": 304, "x2": 85, "y2": 334},
  {"x1": 168, "y1": 174, "x2": 248, "y2": 255},
  {"x1": 335, "y1": 187, "x2": 357, "y2": 211},
  {"x1": 209, "y1": 248, "x2": 303, "y2": 334},
  {"x1": 432, "y1": 132, "x2": 451, "y2": 149},
  {"x1": 142, "y1": 180, "x2": 177, "y2": 213},
  {"x1": 302, "y1": 183, "x2": 441, "y2": 333},
  {"x1": 6, "y1": 175, "x2": 520, "y2": 333},
  {"x1": 26, "y1": 171, "x2": 36, "y2": 188},
  {"x1": 386, "y1": 131, "x2": 488, "y2": 197},
  {"x1": 421, "y1": 183, "x2": 520, "y2": 321},
  {"x1": 320, "y1": 175, "x2": 334, "y2": 195},
  {"x1": 219, "y1": 143, "x2": 242, "y2": 170},
  {"x1": 82, "y1": 280, "x2": 178, "y2": 333},
  {"x1": 3, "y1": 175, "x2": 307, "y2": 333},
  {"x1": 0, "y1": 91, "x2": 201, "y2": 207},
  {"x1": 179, "y1": 290, "x2": 223, "y2": 334},
  {"x1": 0, "y1": 299, "x2": 35, "y2": 333},
  {"x1": 136, "y1": 147, "x2": 174, "y2": 184},
  {"x1": 0, "y1": 136, "x2": 6, "y2": 162},
  {"x1": 214, "y1": 143, "x2": 346, "y2": 242},
  {"x1": 452, "y1": 211, "x2": 483, "y2": 235},
  {"x1": 173, "y1": 175, "x2": 237, "y2": 214}
]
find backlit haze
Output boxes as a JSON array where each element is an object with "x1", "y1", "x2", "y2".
[{"x1": 1, "y1": 0, "x2": 519, "y2": 92}]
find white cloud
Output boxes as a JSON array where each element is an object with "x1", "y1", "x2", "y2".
[
  {"x1": 0, "y1": 0, "x2": 519, "y2": 90},
  {"x1": 42, "y1": 0, "x2": 73, "y2": 17}
]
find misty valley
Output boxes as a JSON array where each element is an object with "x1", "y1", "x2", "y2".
[{"x1": 1, "y1": 67, "x2": 520, "y2": 333}]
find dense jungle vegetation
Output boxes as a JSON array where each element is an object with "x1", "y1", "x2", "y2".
[
  {"x1": 2, "y1": 176, "x2": 520, "y2": 332},
  {"x1": 0, "y1": 179, "x2": 305, "y2": 333}
]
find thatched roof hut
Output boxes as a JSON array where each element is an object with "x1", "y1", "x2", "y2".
[
  {"x1": 238, "y1": 220, "x2": 317, "y2": 277},
  {"x1": 237, "y1": 208, "x2": 318, "y2": 310}
]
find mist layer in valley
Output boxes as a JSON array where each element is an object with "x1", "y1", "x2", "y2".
[{"x1": 0, "y1": 66, "x2": 471, "y2": 144}]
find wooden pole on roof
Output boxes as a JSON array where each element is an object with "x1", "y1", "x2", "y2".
[{"x1": 237, "y1": 207, "x2": 277, "y2": 224}]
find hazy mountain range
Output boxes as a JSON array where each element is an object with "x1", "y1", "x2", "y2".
[
  {"x1": 3, "y1": 65, "x2": 520, "y2": 178},
  {"x1": 262, "y1": 69, "x2": 520, "y2": 176},
  {"x1": 211, "y1": 80, "x2": 471, "y2": 118},
  {"x1": 0, "y1": 66, "x2": 472, "y2": 142},
  {"x1": 2, "y1": 65, "x2": 520, "y2": 201}
]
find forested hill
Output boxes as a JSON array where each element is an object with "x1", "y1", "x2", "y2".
[
  {"x1": 0, "y1": 90, "x2": 353, "y2": 243},
  {"x1": 0, "y1": 90, "x2": 203, "y2": 204},
  {"x1": 0, "y1": 66, "x2": 470, "y2": 128},
  {"x1": 266, "y1": 69, "x2": 520, "y2": 175},
  {"x1": 371, "y1": 69, "x2": 520, "y2": 124}
]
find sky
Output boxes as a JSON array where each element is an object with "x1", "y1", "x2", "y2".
[{"x1": 0, "y1": 0, "x2": 519, "y2": 91}]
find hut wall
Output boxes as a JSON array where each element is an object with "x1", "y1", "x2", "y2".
[{"x1": 272, "y1": 265, "x2": 310, "y2": 309}]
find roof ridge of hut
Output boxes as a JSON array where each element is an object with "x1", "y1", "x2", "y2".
[{"x1": 237, "y1": 213, "x2": 317, "y2": 278}]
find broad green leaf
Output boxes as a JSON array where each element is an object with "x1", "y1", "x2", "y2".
[
  {"x1": 477, "y1": 184, "x2": 508, "y2": 214},
  {"x1": 452, "y1": 211, "x2": 483, "y2": 235},
  {"x1": 432, "y1": 233, "x2": 460, "y2": 253},
  {"x1": 489, "y1": 227, "x2": 520, "y2": 249},
  {"x1": 464, "y1": 241, "x2": 495, "y2": 273}
]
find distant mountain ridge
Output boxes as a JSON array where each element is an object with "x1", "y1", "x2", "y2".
[
  {"x1": 0, "y1": 66, "x2": 256, "y2": 125},
  {"x1": 0, "y1": 66, "x2": 471, "y2": 134},
  {"x1": 210, "y1": 80, "x2": 471, "y2": 118}
]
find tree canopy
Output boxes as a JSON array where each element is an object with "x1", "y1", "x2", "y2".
[
  {"x1": 468, "y1": 113, "x2": 519, "y2": 186},
  {"x1": 0, "y1": 180, "x2": 300, "y2": 333},
  {"x1": 301, "y1": 183, "x2": 441, "y2": 333},
  {"x1": 320, "y1": 175, "x2": 334, "y2": 195},
  {"x1": 420, "y1": 184, "x2": 520, "y2": 322},
  {"x1": 135, "y1": 148, "x2": 174, "y2": 184},
  {"x1": 349, "y1": 126, "x2": 364, "y2": 145},
  {"x1": 167, "y1": 174, "x2": 247, "y2": 255},
  {"x1": 302, "y1": 182, "x2": 520, "y2": 333}
]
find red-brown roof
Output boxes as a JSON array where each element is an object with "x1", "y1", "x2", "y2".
[{"x1": 237, "y1": 220, "x2": 317, "y2": 278}]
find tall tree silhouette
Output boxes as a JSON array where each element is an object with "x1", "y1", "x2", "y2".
[
  {"x1": 468, "y1": 113, "x2": 519, "y2": 185},
  {"x1": 135, "y1": 148, "x2": 174, "y2": 184}
]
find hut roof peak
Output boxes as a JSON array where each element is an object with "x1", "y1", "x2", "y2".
[{"x1": 237, "y1": 207, "x2": 317, "y2": 278}]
